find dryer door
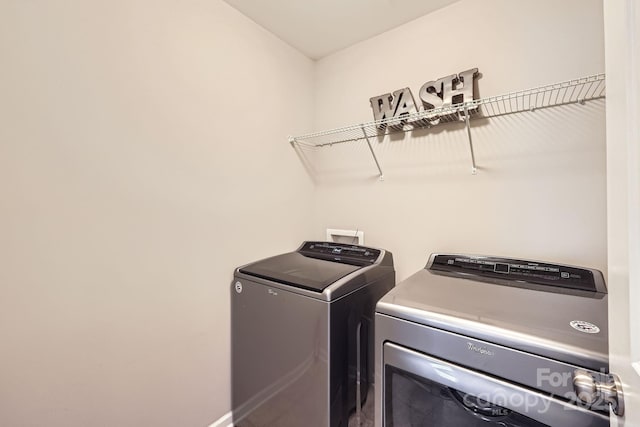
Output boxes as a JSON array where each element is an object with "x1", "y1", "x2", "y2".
[{"x1": 382, "y1": 343, "x2": 608, "y2": 427}]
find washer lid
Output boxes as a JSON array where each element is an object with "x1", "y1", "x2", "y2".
[{"x1": 239, "y1": 252, "x2": 362, "y2": 292}]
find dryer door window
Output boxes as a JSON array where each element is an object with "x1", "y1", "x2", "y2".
[
  {"x1": 385, "y1": 366, "x2": 546, "y2": 426},
  {"x1": 382, "y1": 343, "x2": 609, "y2": 427}
]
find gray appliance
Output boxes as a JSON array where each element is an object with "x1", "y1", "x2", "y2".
[
  {"x1": 232, "y1": 241, "x2": 395, "y2": 427},
  {"x1": 375, "y1": 254, "x2": 620, "y2": 427}
]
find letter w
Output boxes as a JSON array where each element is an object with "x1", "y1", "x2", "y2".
[{"x1": 369, "y1": 88, "x2": 417, "y2": 131}]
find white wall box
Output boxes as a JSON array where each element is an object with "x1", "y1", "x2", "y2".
[{"x1": 326, "y1": 228, "x2": 365, "y2": 245}]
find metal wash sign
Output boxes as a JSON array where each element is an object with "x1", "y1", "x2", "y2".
[{"x1": 369, "y1": 68, "x2": 479, "y2": 129}]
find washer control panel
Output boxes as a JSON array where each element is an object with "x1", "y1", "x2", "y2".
[{"x1": 299, "y1": 241, "x2": 380, "y2": 265}]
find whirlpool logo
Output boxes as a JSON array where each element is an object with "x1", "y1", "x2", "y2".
[{"x1": 467, "y1": 342, "x2": 495, "y2": 357}]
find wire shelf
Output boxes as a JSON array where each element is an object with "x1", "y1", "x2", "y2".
[{"x1": 289, "y1": 74, "x2": 606, "y2": 148}]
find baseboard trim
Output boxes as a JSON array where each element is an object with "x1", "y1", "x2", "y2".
[{"x1": 208, "y1": 411, "x2": 233, "y2": 427}]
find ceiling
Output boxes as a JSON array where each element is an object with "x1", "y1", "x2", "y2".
[{"x1": 222, "y1": 0, "x2": 461, "y2": 60}]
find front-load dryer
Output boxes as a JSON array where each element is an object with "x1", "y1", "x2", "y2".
[{"x1": 375, "y1": 254, "x2": 613, "y2": 427}]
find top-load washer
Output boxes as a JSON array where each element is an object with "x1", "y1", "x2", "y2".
[
  {"x1": 375, "y1": 254, "x2": 618, "y2": 427},
  {"x1": 232, "y1": 241, "x2": 394, "y2": 427}
]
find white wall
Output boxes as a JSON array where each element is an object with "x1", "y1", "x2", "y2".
[
  {"x1": 312, "y1": 0, "x2": 607, "y2": 281},
  {"x1": 0, "y1": 1, "x2": 314, "y2": 426}
]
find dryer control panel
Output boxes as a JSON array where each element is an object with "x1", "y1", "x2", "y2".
[{"x1": 428, "y1": 254, "x2": 605, "y2": 294}]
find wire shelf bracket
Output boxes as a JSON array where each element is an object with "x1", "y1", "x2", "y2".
[
  {"x1": 361, "y1": 126, "x2": 384, "y2": 180},
  {"x1": 462, "y1": 105, "x2": 477, "y2": 174}
]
